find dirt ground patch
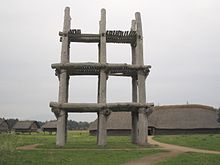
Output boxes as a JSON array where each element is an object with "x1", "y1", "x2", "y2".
[
  {"x1": 120, "y1": 150, "x2": 181, "y2": 165},
  {"x1": 16, "y1": 144, "x2": 40, "y2": 150}
]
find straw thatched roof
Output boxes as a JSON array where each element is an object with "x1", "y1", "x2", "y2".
[
  {"x1": 150, "y1": 104, "x2": 220, "y2": 129},
  {"x1": 13, "y1": 121, "x2": 40, "y2": 130},
  {"x1": 0, "y1": 118, "x2": 9, "y2": 131},
  {"x1": 89, "y1": 104, "x2": 220, "y2": 131},
  {"x1": 41, "y1": 121, "x2": 57, "y2": 129},
  {"x1": 0, "y1": 118, "x2": 5, "y2": 125},
  {"x1": 89, "y1": 112, "x2": 131, "y2": 131}
]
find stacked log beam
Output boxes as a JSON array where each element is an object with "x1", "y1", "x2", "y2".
[{"x1": 50, "y1": 102, "x2": 154, "y2": 112}]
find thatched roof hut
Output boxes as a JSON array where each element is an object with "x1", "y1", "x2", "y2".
[
  {"x1": 0, "y1": 118, "x2": 9, "y2": 133},
  {"x1": 89, "y1": 104, "x2": 220, "y2": 135},
  {"x1": 41, "y1": 121, "x2": 57, "y2": 134},
  {"x1": 13, "y1": 121, "x2": 40, "y2": 134},
  {"x1": 89, "y1": 112, "x2": 131, "y2": 135}
]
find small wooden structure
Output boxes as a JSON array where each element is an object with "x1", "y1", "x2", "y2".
[
  {"x1": 0, "y1": 118, "x2": 9, "y2": 133},
  {"x1": 50, "y1": 7, "x2": 153, "y2": 147},
  {"x1": 41, "y1": 121, "x2": 57, "y2": 134},
  {"x1": 13, "y1": 121, "x2": 40, "y2": 134}
]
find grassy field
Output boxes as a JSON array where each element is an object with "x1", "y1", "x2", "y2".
[
  {"x1": 1, "y1": 132, "x2": 220, "y2": 165},
  {"x1": 0, "y1": 131, "x2": 160, "y2": 165},
  {"x1": 40, "y1": 131, "x2": 143, "y2": 149},
  {"x1": 156, "y1": 152, "x2": 220, "y2": 165},
  {"x1": 1, "y1": 149, "x2": 161, "y2": 165},
  {"x1": 154, "y1": 134, "x2": 220, "y2": 165},
  {"x1": 154, "y1": 134, "x2": 220, "y2": 151}
]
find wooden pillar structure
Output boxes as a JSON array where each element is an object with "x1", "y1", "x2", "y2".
[
  {"x1": 56, "y1": 7, "x2": 71, "y2": 147},
  {"x1": 130, "y1": 12, "x2": 149, "y2": 145},
  {"x1": 135, "y1": 12, "x2": 148, "y2": 145},
  {"x1": 50, "y1": 7, "x2": 153, "y2": 147},
  {"x1": 97, "y1": 9, "x2": 108, "y2": 146},
  {"x1": 131, "y1": 20, "x2": 138, "y2": 144}
]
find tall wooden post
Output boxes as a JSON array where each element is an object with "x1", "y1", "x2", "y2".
[
  {"x1": 56, "y1": 7, "x2": 71, "y2": 147},
  {"x1": 97, "y1": 9, "x2": 108, "y2": 146},
  {"x1": 131, "y1": 20, "x2": 138, "y2": 144},
  {"x1": 135, "y1": 12, "x2": 148, "y2": 145}
]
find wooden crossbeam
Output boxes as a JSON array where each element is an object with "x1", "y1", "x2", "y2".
[
  {"x1": 50, "y1": 102, "x2": 154, "y2": 113},
  {"x1": 59, "y1": 30, "x2": 137, "y2": 44},
  {"x1": 52, "y1": 63, "x2": 151, "y2": 76},
  {"x1": 52, "y1": 62, "x2": 151, "y2": 69}
]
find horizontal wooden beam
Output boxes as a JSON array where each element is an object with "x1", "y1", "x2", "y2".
[
  {"x1": 59, "y1": 31, "x2": 136, "y2": 44},
  {"x1": 52, "y1": 62, "x2": 151, "y2": 69},
  {"x1": 69, "y1": 34, "x2": 100, "y2": 43},
  {"x1": 50, "y1": 102, "x2": 154, "y2": 113},
  {"x1": 52, "y1": 62, "x2": 151, "y2": 77}
]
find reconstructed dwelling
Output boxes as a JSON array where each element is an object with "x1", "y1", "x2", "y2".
[
  {"x1": 149, "y1": 104, "x2": 220, "y2": 134},
  {"x1": 89, "y1": 104, "x2": 220, "y2": 135},
  {"x1": 13, "y1": 121, "x2": 40, "y2": 134},
  {"x1": 41, "y1": 121, "x2": 57, "y2": 134},
  {"x1": 0, "y1": 118, "x2": 9, "y2": 133},
  {"x1": 50, "y1": 7, "x2": 153, "y2": 147}
]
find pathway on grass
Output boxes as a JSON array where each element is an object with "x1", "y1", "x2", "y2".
[
  {"x1": 16, "y1": 144, "x2": 157, "y2": 151},
  {"x1": 120, "y1": 150, "x2": 181, "y2": 165},
  {"x1": 16, "y1": 144, "x2": 40, "y2": 150},
  {"x1": 148, "y1": 136, "x2": 220, "y2": 155},
  {"x1": 120, "y1": 136, "x2": 220, "y2": 165}
]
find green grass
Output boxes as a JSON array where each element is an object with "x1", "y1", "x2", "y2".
[
  {"x1": 156, "y1": 152, "x2": 220, "y2": 165},
  {"x1": 0, "y1": 149, "x2": 160, "y2": 165},
  {"x1": 2, "y1": 132, "x2": 220, "y2": 165},
  {"x1": 154, "y1": 134, "x2": 220, "y2": 151},
  {"x1": 0, "y1": 132, "x2": 55, "y2": 150},
  {"x1": 40, "y1": 131, "x2": 148, "y2": 149},
  {"x1": 0, "y1": 131, "x2": 161, "y2": 165}
]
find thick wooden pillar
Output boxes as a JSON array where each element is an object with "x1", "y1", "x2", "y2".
[
  {"x1": 131, "y1": 20, "x2": 138, "y2": 144},
  {"x1": 56, "y1": 7, "x2": 71, "y2": 147},
  {"x1": 97, "y1": 9, "x2": 108, "y2": 146},
  {"x1": 135, "y1": 12, "x2": 148, "y2": 145}
]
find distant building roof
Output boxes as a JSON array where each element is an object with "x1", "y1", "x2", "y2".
[
  {"x1": 41, "y1": 121, "x2": 57, "y2": 129},
  {"x1": 0, "y1": 118, "x2": 5, "y2": 125},
  {"x1": 89, "y1": 112, "x2": 131, "y2": 131},
  {"x1": 13, "y1": 121, "x2": 40, "y2": 130},
  {"x1": 0, "y1": 118, "x2": 9, "y2": 132},
  {"x1": 149, "y1": 104, "x2": 220, "y2": 129},
  {"x1": 89, "y1": 104, "x2": 220, "y2": 130}
]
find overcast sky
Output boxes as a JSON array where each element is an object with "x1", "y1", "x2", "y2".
[{"x1": 1, "y1": 0, "x2": 220, "y2": 122}]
